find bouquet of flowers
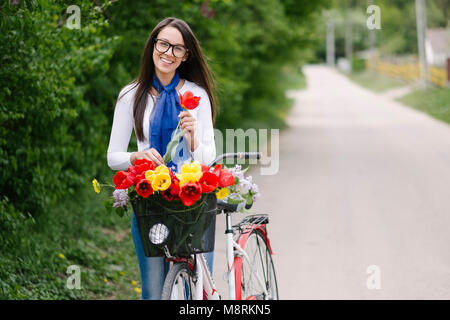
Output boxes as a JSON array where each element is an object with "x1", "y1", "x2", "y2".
[
  {"x1": 92, "y1": 159, "x2": 260, "y2": 217},
  {"x1": 92, "y1": 90, "x2": 259, "y2": 216}
]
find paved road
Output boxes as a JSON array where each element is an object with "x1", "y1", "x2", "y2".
[{"x1": 213, "y1": 65, "x2": 450, "y2": 299}]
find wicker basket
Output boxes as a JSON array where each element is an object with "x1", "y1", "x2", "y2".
[{"x1": 131, "y1": 192, "x2": 217, "y2": 257}]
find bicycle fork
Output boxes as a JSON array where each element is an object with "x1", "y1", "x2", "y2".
[{"x1": 195, "y1": 254, "x2": 220, "y2": 300}]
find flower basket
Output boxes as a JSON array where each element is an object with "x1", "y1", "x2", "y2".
[{"x1": 131, "y1": 192, "x2": 218, "y2": 257}]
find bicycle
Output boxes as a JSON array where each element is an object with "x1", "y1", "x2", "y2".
[{"x1": 153, "y1": 152, "x2": 278, "y2": 300}]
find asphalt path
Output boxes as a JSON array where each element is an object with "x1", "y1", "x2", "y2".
[{"x1": 213, "y1": 65, "x2": 450, "y2": 299}]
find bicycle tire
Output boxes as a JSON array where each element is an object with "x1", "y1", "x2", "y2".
[
  {"x1": 234, "y1": 228, "x2": 278, "y2": 300},
  {"x1": 161, "y1": 263, "x2": 197, "y2": 300}
]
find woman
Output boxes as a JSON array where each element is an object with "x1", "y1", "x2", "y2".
[{"x1": 107, "y1": 17, "x2": 217, "y2": 300}]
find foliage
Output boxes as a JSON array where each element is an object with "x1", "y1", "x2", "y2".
[
  {"x1": 0, "y1": 0, "x2": 120, "y2": 217},
  {"x1": 318, "y1": 0, "x2": 449, "y2": 59},
  {"x1": 0, "y1": 187, "x2": 140, "y2": 300}
]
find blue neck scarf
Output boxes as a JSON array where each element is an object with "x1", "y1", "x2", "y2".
[{"x1": 149, "y1": 72, "x2": 188, "y2": 171}]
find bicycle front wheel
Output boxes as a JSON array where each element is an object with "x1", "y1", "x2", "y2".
[
  {"x1": 161, "y1": 262, "x2": 197, "y2": 300},
  {"x1": 235, "y1": 229, "x2": 278, "y2": 300}
]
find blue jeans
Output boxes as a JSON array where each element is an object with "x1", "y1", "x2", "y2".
[{"x1": 131, "y1": 213, "x2": 214, "y2": 300}]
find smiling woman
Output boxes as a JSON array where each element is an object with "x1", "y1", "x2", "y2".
[{"x1": 106, "y1": 17, "x2": 218, "y2": 300}]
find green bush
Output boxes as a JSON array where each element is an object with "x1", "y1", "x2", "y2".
[
  {"x1": 0, "y1": 0, "x2": 120, "y2": 217},
  {"x1": 352, "y1": 56, "x2": 366, "y2": 73}
]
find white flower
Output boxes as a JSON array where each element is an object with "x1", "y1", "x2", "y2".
[
  {"x1": 238, "y1": 178, "x2": 252, "y2": 194},
  {"x1": 113, "y1": 189, "x2": 129, "y2": 208}
]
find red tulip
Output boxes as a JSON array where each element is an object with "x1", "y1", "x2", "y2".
[
  {"x1": 201, "y1": 164, "x2": 211, "y2": 173},
  {"x1": 212, "y1": 164, "x2": 222, "y2": 178},
  {"x1": 162, "y1": 176, "x2": 181, "y2": 201},
  {"x1": 218, "y1": 169, "x2": 235, "y2": 187},
  {"x1": 199, "y1": 172, "x2": 219, "y2": 193},
  {"x1": 136, "y1": 179, "x2": 153, "y2": 198},
  {"x1": 134, "y1": 159, "x2": 155, "y2": 173},
  {"x1": 179, "y1": 91, "x2": 201, "y2": 110},
  {"x1": 179, "y1": 182, "x2": 202, "y2": 206},
  {"x1": 211, "y1": 164, "x2": 235, "y2": 188},
  {"x1": 113, "y1": 171, "x2": 134, "y2": 189}
]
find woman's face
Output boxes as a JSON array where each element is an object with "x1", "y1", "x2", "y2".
[{"x1": 152, "y1": 26, "x2": 188, "y2": 77}]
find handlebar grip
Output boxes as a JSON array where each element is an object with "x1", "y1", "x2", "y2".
[{"x1": 242, "y1": 152, "x2": 261, "y2": 160}]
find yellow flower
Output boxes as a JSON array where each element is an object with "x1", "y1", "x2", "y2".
[
  {"x1": 131, "y1": 280, "x2": 137, "y2": 286},
  {"x1": 151, "y1": 172, "x2": 171, "y2": 191},
  {"x1": 135, "y1": 287, "x2": 141, "y2": 294},
  {"x1": 103, "y1": 278, "x2": 108, "y2": 283},
  {"x1": 216, "y1": 187, "x2": 229, "y2": 200},
  {"x1": 181, "y1": 161, "x2": 202, "y2": 174},
  {"x1": 155, "y1": 164, "x2": 170, "y2": 175},
  {"x1": 176, "y1": 161, "x2": 202, "y2": 186},
  {"x1": 92, "y1": 178, "x2": 100, "y2": 193},
  {"x1": 58, "y1": 253, "x2": 65, "y2": 259},
  {"x1": 145, "y1": 170, "x2": 155, "y2": 183}
]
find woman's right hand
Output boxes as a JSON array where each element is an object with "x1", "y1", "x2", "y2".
[{"x1": 130, "y1": 148, "x2": 164, "y2": 166}]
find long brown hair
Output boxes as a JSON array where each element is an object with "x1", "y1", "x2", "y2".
[{"x1": 120, "y1": 17, "x2": 217, "y2": 142}]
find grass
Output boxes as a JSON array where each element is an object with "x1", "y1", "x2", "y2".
[
  {"x1": 0, "y1": 184, "x2": 141, "y2": 300},
  {"x1": 346, "y1": 69, "x2": 450, "y2": 125},
  {"x1": 397, "y1": 87, "x2": 450, "y2": 125},
  {"x1": 346, "y1": 70, "x2": 407, "y2": 92}
]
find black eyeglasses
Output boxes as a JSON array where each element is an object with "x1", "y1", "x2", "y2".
[{"x1": 154, "y1": 38, "x2": 188, "y2": 58}]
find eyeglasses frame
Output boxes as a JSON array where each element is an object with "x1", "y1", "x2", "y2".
[{"x1": 153, "y1": 38, "x2": 189, "y2": 58}]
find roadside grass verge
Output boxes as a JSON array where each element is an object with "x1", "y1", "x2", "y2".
[
  {"x1": 0, "y1": 184, "x2": 140, "y2": 300},
  {"x1": 346, "y1": 69, "x2": 450, "y2": 125},
  {"x1": 397, "y1": 87, "x2": 450, "y2": 125},
  {"x1": 346, "y1": 70, "x2": 407, "y2": 92}
]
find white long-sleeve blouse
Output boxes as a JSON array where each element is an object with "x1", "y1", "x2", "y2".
[{"x1": 107, "y1": 79, "x2": 216, "y2": 171}]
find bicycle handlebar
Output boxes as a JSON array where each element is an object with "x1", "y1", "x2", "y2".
[{"x1": 208, "y1": 152, "x2": 261, "y2": 167}]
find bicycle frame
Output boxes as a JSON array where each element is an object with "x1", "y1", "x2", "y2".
[{"x1": 193, "y1": 210, "x2": 270, "y2": 300}]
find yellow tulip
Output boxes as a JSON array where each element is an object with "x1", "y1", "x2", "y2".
[
  {"x1": 216, "y1": 187, "x2": 229, "y2": 200},
  {"x1": 155, "y1": 165, "x2": 170, "y2": 175},
  {"x1": 145, "y1": 170, "x2": 155, "y2": 183},
  {"x1": 181, "y1": 161, "x2": 201, "y2": 174},
  {"x1": 177, "y1": 161, "x2": 203, "y2": 186},
  {"x1": 151, "y1": 172, "x2": 171, "y2": 191}
]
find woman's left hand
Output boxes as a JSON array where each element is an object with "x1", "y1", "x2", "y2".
[{"x1": 179, "y1": 110, "x2": 196, "y2": 150}]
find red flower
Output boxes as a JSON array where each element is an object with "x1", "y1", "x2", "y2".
[
  {"x1": 201, "y1": 164, "x2": 211, "y2": 173},
  {"x1": 179, "y1": 91, "x2": 201, "y2": 110},
  {"x1": 212, "y1": 164, "x2": 222, "y2": 177},
  {"x1": 162, "y1": 176, "x2": 181, "y2": 201},
  {"x1": 113, "y1": 171, "x2": 134, "y2": 189},
  {"x1": 136, "y1": 179, "x2": 153, "y2": 198},
  {"x1": 161, "y1": 189, "x2": 174, "y2": 201},
  {"x1": 199, "y1": 172, "x2": 219, "y2": 193},
  {"x1": 179, "y1": 182, "x2": 202, "y2": 206},
  {"x1": 134, "y1": 159, "x2": 155, "y2": 173},
  {"x1": 218, "y1": 169, "x2": 234, "y2": 187},
  {"x1": 211, "y1": 164, "x2": 235, "y2": 188}
]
